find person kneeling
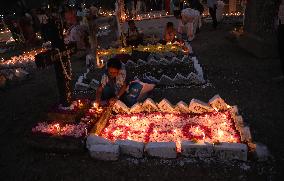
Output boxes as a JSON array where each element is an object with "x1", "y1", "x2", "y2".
[
  {"x1": 95, "y1": 58, "x2": 129, "y2": 106},
  {"x1": 164, "y1": 22, "x2": 178, "y2": 43}
]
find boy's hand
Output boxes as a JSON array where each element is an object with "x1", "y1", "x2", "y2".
[{"x1": 94, "y1": 99, "x2": 101, "y2": 107}]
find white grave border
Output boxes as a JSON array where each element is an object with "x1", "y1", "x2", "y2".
[{"x1": 87, "y1": 94, "x2": 257, "y2": 161}]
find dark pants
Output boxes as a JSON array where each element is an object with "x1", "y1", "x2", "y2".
[
  {"x1": 101, "y1": 82, "x2": 143, "y2": 107},
  {"x1": 101, "y1": 84, "x2": 116, "y2": 101},
  {"x1": 278, "y1": 24, "x2": 284, "y2": 75},
  {"x1": 209, "y1": 7, "x2": 217, "y2": 29}
]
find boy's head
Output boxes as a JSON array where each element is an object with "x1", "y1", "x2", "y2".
[
  {"x1": 166, "y1": 22, "x2": 174, "y2": 30},
  {"x1": 107, "y1": 58, "x2": 122, "y2": 78}
]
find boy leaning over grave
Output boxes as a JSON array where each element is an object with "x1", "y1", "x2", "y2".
[
  {"x1": 95, "y1": 58, "x2": 156, "y2": 107},
  {"x1": 95, "y1": 58, "x2": 129, "y2": 107}
]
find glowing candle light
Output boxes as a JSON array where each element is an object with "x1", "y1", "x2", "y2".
[
  {"x1": 217, "y1": 129, "x2": 224, "y2": 139},
  {"x1": 93, "y1": 102, "x2": 98, "y2": 108},
  {"x1": 54, "y1": 123, "x2": 60, "y2": 134},
  {"x1": 213, "y1": 107, "x2": 219, "y2": 112}
]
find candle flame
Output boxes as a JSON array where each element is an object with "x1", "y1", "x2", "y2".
[
  {"x1": 93, "y1": 102, "x2": 98, "y2": 108},
  {"x1": 217, "y1": 129, "x2": 224, "y2": 138}
]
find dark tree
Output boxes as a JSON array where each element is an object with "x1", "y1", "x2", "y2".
[{"x1": 244, "y1": 0, "x2": 281, "y2": 39}]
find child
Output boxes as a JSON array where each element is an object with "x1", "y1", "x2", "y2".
[
  {"x1": 95, "y1": 58, "x2": 129, "y2": 106},
  {"x1": 164, "y1": 22, "x2": 178, "y2": 43}
]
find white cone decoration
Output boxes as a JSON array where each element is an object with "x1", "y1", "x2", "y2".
[
  {"x1": 163, "y1": 51, "x2": 176, "y2": 58},
  {"x1": 142, "y1": 98, "x2": 159, "y2": 112},
  {"x1": 187, "y1": 72, "x2": 205, "y2": 84},
  {"x1": 192, "y1": 57, "x2": 204, "y2": 81},
  {"x1": 159, "y1": 75, "x2": 174, "y2": 85},
  {"x1": 240, "y1": 126, "x2": 252, "y2": 142},
  {"x1": 234, "y1": 116, "x2": 244, "y2": 132},
  {"x1": 148, "y1": 58, "x2": 159, "y2": 65},
  {"x1": 159, "y1": 58, "x2": 171, "y2": 65},
  {"x1": 130, "y1": 103, "x2": 143, "y2": 113},
  {"x1": 126, "y1": 60, "x2": 136, "y2": 67},
  {"x1": 230, "y1": 105, "x2": 239, "y2": 120},
  {"x1": 146, "y1": 75, "x2": 160, "y2": 83},
  {"x1": 188, "y1": 99, "x2": 214, "y2": 114},
  {"x1": 15, "y1": 68, "x2": 29, "y2": 79},
  {"x1": 137, "y1": 59, "x2": 147, "y2": 65},
  {"x1": 113, "y1": 100, "x2": 130, "y2": 114},
  {"x1": 173, "y1": 73, "x2": 188, "y2": 85},
  {"x1": 109, "y1": 96, "x2": 236, "y2": 114},
  {"x1": 181, "y1": 55, "x2": 189, "y2": 62},
  {"x1": 209, "y1": 94, "x2": 230, "y2": 111},
  {"x1": 231, "y1": 106, "x2": 239, "y2": 115},
  {"x1": 172, "y1": 57, "x2": 182, "y2": 63},
  {"x1": 175, "y1": 101, "x2": 189, "y2": 113},
  {"x1": 158, "y1": 99, "x2": 176, "y2": 113}
]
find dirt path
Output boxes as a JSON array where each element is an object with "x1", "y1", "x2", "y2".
[{"x1": 0, "y1": 22, "x2": 283, "y2": 180}]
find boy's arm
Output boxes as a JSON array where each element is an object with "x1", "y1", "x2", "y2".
[
  {"x1": 117, "y1": 83, "x2": 128, "y2": 99},
  {"x1": 109, "y1": 82, "x2": 128, "y2": 105}
]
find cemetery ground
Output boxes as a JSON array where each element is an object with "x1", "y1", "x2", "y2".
[{"x1": 0, "y1": 22, "x2": 283, "y2": 180}]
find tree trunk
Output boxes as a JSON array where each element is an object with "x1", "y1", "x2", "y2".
[{"x1": 244, "y1": 0, "x2": 281, "y2": 39}]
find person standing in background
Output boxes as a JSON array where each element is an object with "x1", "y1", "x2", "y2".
[
  {"x1": 174, "y1": 7, "x2": 200, "y2": 41},
  {"x1": 165, "y1": 0, "x2": 171, "y2": 13},
  {"x1": 207, "y1": 0, "x2": 217, "y2": 29},
  {"x1": 240, "y1": 0, "x2": 247, "y2": 26},
  {"x1": 171, "y1": 0, "x2": 181, "y2": 15}
]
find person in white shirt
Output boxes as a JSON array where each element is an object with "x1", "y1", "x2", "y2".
[
  {"x1": 216, "y1": 0, "x2": 225, "y2": 22},
  {"x1": 207, "y1": 0, "x2": 217, "y2": 29},
  {"x1": 174, "y1": 7, "x2": 200, "y2": 41}
]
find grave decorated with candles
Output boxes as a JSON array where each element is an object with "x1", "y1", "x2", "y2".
[
  {"x1": 29, "y1": 100, "x2": 107, "y2": 152},
  {"x1": 87, "y1": 95, "x2": 252, "y2": 161},
  {"x1": 75, "y1": 42, "x2": 206, "y2": 92},
  {"x1": 30, "y1": 94, "x2": 255, "y2": 161}
]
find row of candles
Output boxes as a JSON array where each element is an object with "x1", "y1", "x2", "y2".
[
  {"x1": 202, "y1": 12, "x2": 244, "y2": 17},
  {"x1": 121, "y1": 11, "x2": 171, "y2": 22},
  {"x1": 0, "y1": 48, "x2": 46, "y2": 67},
  {"x1": 0, "y1": 29, "x2": 11, "y2": 34},
  {"x1": 96, "y1": 8, "x2": 243, "y2": 20},
  {"x1": 96, "y1": 43, "x2": 188, "y2": 67},
  {"x1": 99, "y1": 10, "x2": 115, "y2": 17}
]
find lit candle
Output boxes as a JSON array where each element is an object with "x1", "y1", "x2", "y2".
[
  {"x1": 54, "y1": 124, "x2": 60, "y2": 134},
  {"x1": 93, "y1": 102, "x2": 98, "y2": 108}
]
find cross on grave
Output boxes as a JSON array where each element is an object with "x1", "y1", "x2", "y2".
[{"x1": 35, "y1": 46, "x2": 76, "y2": 107}]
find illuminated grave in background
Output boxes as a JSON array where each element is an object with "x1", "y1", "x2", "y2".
[{"x1": 89, "y1": 95, "x2": 251, "y2": 160}]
